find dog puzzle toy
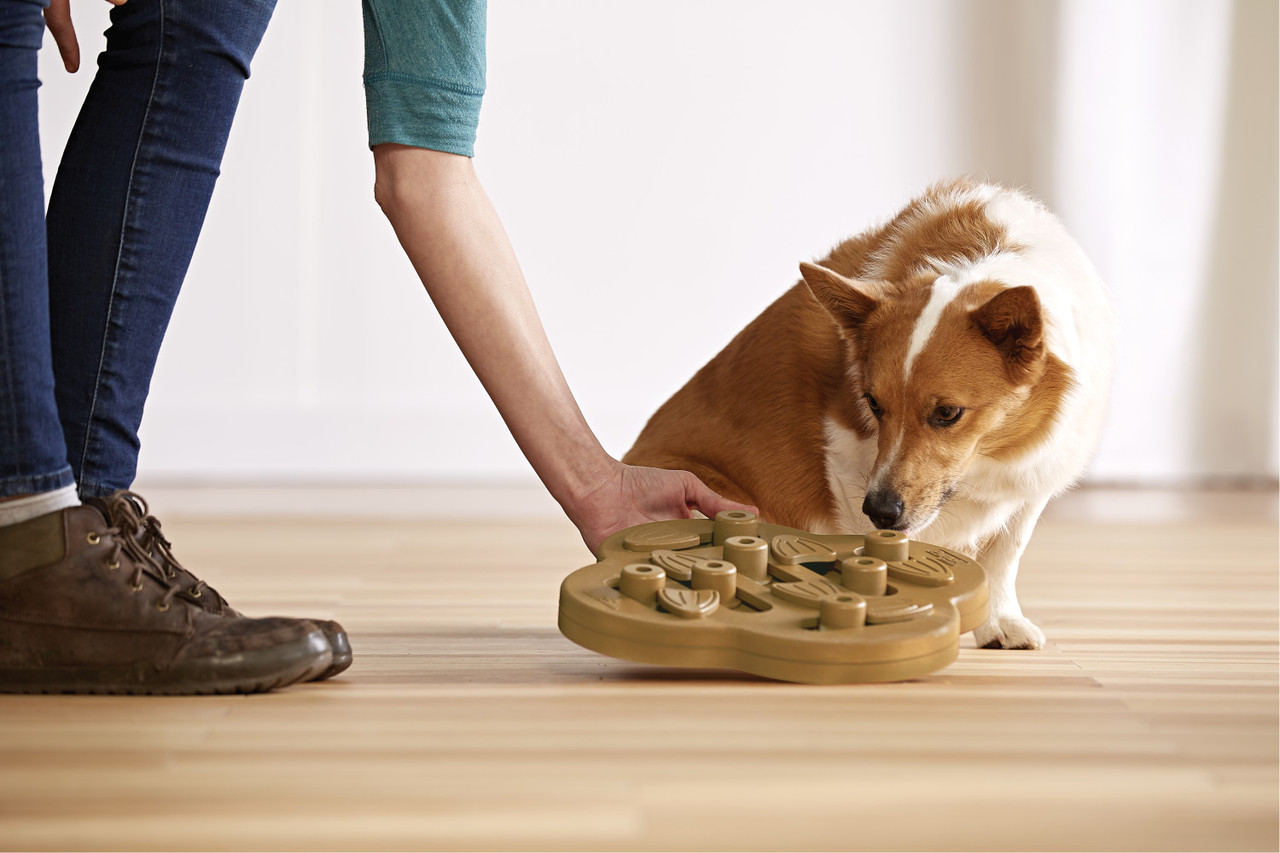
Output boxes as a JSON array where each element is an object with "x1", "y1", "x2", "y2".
[{"x1": 558, "y1": 511, "x2": 988, "y2": 683}]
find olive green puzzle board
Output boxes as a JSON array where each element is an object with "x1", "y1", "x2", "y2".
[{"x1": 558, "y1": 511, "x2": 989, "y2": 683}]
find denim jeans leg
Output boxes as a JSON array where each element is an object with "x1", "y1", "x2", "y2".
[
  {"x1": 46, "y1": 0, "x2": 277, "y2": 499},
  {"x1": 0, "y1": 0, "x2": 77, "y2": 498}
]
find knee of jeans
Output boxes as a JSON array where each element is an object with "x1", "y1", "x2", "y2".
[
  {"x1": 205, "y1": 0, "x2": 278, "y2": 76},
  {"x1": 0, "y1": 0, "x2": 48, "y2": 54},
  {"x1": 198, "y1": 0, "x2": 278, "y2": 76},
  {"x1": 106, "y1": 0, "x2": 278, "y2": 79}
]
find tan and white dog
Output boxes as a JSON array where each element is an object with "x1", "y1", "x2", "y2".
[{"x1": 624, "y1": 178, "x2": 1113, "y2": 649}]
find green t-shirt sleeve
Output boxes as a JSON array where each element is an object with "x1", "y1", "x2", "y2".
[{"x1": 362, "y1": 0, "x2": 487, "y2": 156}]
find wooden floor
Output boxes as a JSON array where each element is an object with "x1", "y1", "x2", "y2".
[{"x1": 0, "y1": 486, "x2": 1276, "y2": 852}]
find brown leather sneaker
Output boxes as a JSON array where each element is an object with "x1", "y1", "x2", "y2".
[
  {"x1": 0, "y1": 505, "x2": 332, "y2": 695},
  {"x1": 86, "y1": 491, "x2": 353, "y2": 680}
]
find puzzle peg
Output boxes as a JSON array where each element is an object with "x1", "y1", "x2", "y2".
[
  {"x1": 619, "y1": 563, "x2": 666, "y2": 607},
  {"x1": 690, "y1": 559, "x2": 737, "y2": 600},
  {"x1": 840, "y1": 555, "x2": 888, "y2": 596},
  {"x1": 863, "y1": 529, "x2": 910, "y2": 562},
  {"x1": 722, "y1": 535, "x2": 769, "y2": 581},
  {"x1": 820, "y1": 593, "x2": 868, "y2": 630},
  {"x1": 713, "y1": 510, "x2": 758, "y2": 545}
]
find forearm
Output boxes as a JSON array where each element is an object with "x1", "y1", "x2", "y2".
[{"x1": 371, "y1": 144, "x2": 616, "y2": 517}]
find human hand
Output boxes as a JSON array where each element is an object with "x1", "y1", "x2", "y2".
[
  {"x1": 568, "y1": 462, "x2": 758, "y2": 554},
  {"x1": 44, "y1": 0, "x2": 128, "y2": 73}
]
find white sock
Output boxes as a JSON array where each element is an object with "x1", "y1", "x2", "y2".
[{"x1": 0, "y1": 485, "x2": 81, "y2": 527}]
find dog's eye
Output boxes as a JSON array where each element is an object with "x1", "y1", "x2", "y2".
[
  {"x1": 930, "y1": 405, "x2": 964, "y2": 427},
  {"x1": 864, "y1": 393, "x2": 883, "y2": 419}
]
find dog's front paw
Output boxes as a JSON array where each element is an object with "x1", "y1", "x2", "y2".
[{"x1": 975, "y1": 615, "x2": 1046, "y2": 650}]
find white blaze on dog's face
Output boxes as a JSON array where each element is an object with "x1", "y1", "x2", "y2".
[{"x1": 800, "y1": 262, "x2": 1053, "y2": 533}]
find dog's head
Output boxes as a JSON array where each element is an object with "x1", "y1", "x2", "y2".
[{"x1": 800, "y1": 261, "x2": 1059, "y2": 534}]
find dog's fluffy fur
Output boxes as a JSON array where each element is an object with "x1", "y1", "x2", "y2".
[{"x1": 624, "y1": 178, "x2": 1113, "y2": 649}]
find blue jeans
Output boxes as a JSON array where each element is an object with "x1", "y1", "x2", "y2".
[{"x1": 0, "y1": 0, "x2": 276, "y2": 500}]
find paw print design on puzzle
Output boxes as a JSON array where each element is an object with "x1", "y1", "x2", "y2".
[{"x1": 558, "y1": 511, "x2": 989, "y2": 683}]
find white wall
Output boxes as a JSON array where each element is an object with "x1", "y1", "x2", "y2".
[{"x1": 37, "y1": 0, "x2": 1278, "y2": 486}]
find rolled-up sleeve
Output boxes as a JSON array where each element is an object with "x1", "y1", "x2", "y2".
[{"x1": 362, "y1": 0, "x2": 486, "y2": 156}]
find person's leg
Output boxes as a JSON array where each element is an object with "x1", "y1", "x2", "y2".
[
  {"x1": 0, "y1": 0, "x2": 335, "y2": 694},
  {"x1": 46, "y1": 0, "x2": 276, "y2": 497},
  {"x1": 0, "y1": 0, "x2": 78, "y2": 519},
  {"x1": 42, "y1": 0, "x2": 351, "y2": 680}
]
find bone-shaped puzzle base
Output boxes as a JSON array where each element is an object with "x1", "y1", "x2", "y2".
[{"x1": 558, "y1": 511, "x2": 989, "y2": 683}]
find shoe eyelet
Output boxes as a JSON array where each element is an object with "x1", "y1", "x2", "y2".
[
  {"x1": 156, "y1": 602, "x2": 170, "y2": 613},
  {"x1": 190, "y1": 589, "x2": 202, "y2": 598},
  {"x1": 107, "y1": 560, "x2": 121, "y2": 571},
  {"x1": 130, "y1": 582, "x2": 143, "y2": 593},
  {"x1": 86, "y1": 532, "x2": 101, "y2": 545}
]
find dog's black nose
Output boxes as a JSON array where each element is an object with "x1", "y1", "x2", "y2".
[{"x1": 863, "y1": 491, "x2": 905, "y2": 529}]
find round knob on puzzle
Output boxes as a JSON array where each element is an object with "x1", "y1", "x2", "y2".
[
  {"x1": 819, "y1": 593, "x2": 867, "y2": 630},
  {"x1": 863, "y1": 529, "x2": 909, "y2": 562},
  {"x1": 840, "y1": 555, "x2": 888, "y2": 596},
  {"x1": 713, "y1": 510, "x2": 758, "y2": 545},
  {"x1": 623, "y1": 525, "x2": 701, "y2": 552},
  {"x1": 722, "y1": 535, "x2": 769, "y2": 581},
  {"x1": 690, "y1": 559, "x2": 737, "y2": 600},
  {"x1": 619, "y1": 563, "x2": 666, "y2": 607}
]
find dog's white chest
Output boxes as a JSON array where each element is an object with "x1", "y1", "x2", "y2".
[{"x1": 821, "y1": 417, "x2": 877, "y2": 534}]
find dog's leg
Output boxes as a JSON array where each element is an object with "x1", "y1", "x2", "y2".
[{"x1": 971, "y1": 497, "x2": 1050, "y2": 650}]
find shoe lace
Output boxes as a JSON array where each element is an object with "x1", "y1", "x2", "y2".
[
  {"x1": 99, "y1": 511, "x2": 180, "y2": 612},
  {"x1": 100, "y1": 491, "x2": 232, "y2": 612}
]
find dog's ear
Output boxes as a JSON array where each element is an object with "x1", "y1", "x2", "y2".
[
  {"x1": 972, "y1": 286, "x2": 1046, "y2": 380},
  {"x1": 800, "y1": 262, "x2": 880, "y2": 331}
]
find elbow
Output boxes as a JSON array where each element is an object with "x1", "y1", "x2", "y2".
[
  {"x1": 371, "y1": 145, "x2": 414, "y2": 223},
  {"x1": 372, "y1": 161, "x2": 400, "y2": 221},
  {"x1": 371, "y1": 144, "x2": 475, "y2": 223}
]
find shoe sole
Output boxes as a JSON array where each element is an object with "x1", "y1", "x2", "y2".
[{"x1": 0, "y1": 628, "x2": 332, "y2": 696}]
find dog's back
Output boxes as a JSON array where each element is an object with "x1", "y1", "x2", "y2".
[
  {"x1": 621, "y1": 200, "x2": 911, "y2": 527},
  {"x1": 623, "y1": 276, "x2": 845, "y2": 528}
]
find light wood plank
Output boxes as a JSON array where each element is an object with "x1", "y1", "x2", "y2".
[{"x1": 0, "y1": 487, "x2": 1275, "y2": 851}]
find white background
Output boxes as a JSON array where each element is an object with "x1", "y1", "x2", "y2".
[{"x1": 37, "y1": 0, "x2": 1278, "y2": 488}]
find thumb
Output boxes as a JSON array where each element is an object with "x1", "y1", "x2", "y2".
[
  {"x1": 681, "y1": 471, "x2": 757, "y2": 519},
  {"x1": 43, "y1": 0, "x2": 80, "y2": 73}
]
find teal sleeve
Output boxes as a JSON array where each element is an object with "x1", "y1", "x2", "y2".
[{"x1": 362, "y1": 0, "x2": 487, "y2": 156}]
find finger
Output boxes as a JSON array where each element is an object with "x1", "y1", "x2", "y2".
[
  {"x1": 680, "y1": 471, "x2": 757, "y2": 519},
  {"x1": 43, "y1": 0, "x2": 80, "y2": 72}
]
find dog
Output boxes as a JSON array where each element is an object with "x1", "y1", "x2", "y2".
[{"x1": 624, "y1": 178, "x2": 1113, "y2": 649}]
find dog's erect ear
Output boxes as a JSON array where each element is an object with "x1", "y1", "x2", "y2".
[
  {"x1": 799, "y1": 262, "x2": 880, "y2": 331},
  {"x1": 972, "y1": 286, "x2": 1046, "y2": 380}
]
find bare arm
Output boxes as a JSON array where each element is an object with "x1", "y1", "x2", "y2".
[{"x1": 371, "y1": 144, "x2": 754, "y2": 552}]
